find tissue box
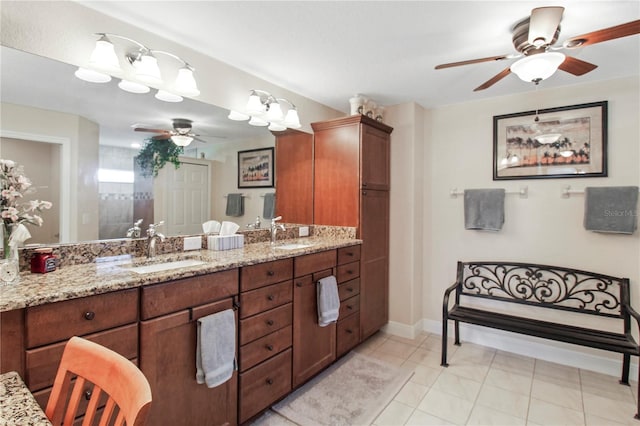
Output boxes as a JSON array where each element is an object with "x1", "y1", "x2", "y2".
[{"x1": 207, "y1": 234, "x2": 244, "y2": 251}]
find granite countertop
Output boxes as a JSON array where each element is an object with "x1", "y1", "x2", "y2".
[
  {"x1": 0, "y1": 236, "x2": 361, "y2": 312},
  {"x1": 0, "y1": 371, "x2": 52, "y2": 426}
]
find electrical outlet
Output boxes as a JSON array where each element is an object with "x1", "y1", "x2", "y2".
[
  {"x1": 299, "y1": 226, "x2": 309, "y2": 237},
  {"x1": 183, "y1": 236, "x2": 202, "y2": 251}
]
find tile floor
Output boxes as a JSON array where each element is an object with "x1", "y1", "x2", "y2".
[{"x1": 256, "y1": 332, "x2": 639, "y2": 426}]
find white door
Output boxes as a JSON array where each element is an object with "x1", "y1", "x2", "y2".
[{"x1": 155, "y1": 159, "x2": 210, "y2": 236}]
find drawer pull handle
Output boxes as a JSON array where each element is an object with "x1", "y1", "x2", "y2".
[
  {"x1": 346, "y1": 329, "x2": 353, "y2": 334},
  {"x1": 347, "y1": 270, "x2": 353, "y2": 275},
  {"x1": 266, "y1": 344, "x2": 274, "y2": 351},
  {"x1": 347, "y1": 305, "x2": 353, "y2": 310},
  {"x1": 347, "y1": 252, "x2": 354, "y2": 257},
  {"x1": 347, "y1": 287, "x2": 354, "y2": 292},
  {"x1": 267, "y1": 270, "x2": 275, "y2": 276},
  {"x1": 266, "y1": 319, "x2": 274, "y2": 326},
  {"x1": 84, "y1": 311, "x2": 95, "y2": 321},
  {"x1": 84, "y1": 389, "x2": 92, "y2": 400},
  {"x1": 267, "y1": 295, "x2": 274, "y2": 301},
  {"x1": 266, "y1": 378, "x2": 273, "y2": 385},
  {"x1": 296, "y1": 282, "x2": 303, "y2": 287}
]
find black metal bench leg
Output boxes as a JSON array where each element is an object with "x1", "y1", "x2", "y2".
[
  {"x1": 441, "y1": 318, "x2": 449, "y2": 367},
  {"x1": 454, "y1": 320, "x2": 460, "y2": 346},
  {"x1": 635, "y1": 365, "x2": 639, "y2": 420},
  {"x1": 620, "y1": 353, "x2": 630, "y2": 385}
]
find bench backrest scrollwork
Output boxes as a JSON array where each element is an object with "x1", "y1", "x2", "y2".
[{"x1": 456, "y1": 261, "x2": 630, "y2": 319}]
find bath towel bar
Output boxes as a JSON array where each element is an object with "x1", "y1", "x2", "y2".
[
  {"x1": 450, "y1": 186, "x2": 528, "y2": 199},
  {"x1": 562, "y1": 185, "x2": 640, "y2": 198}
]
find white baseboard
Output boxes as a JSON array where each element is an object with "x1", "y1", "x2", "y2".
[{"x1": 385, "y1": 318, "x2": 639, "y2": 380}]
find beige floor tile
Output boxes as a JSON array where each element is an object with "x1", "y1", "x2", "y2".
[
  {"x1": 394, "y1": 381, "x2": 430, "y2": 408},
  {"x1": 406, "y1": 409, "x2": 455, "y2": 426},
  {"x1": 531, "y1": 377, "x2": 583, "y2": 411},
  {"x1": 408, "y1": 347, "x2": 445, "y2": 368},
  {"x1": 534, "y1": 359, "x2": 580, "y2": 384},
  {"x1": 484, "y1": 367, "x2": 533, "y2": 396},
  {"x1": 582, "y1": 391, "x2": 638, "y2": 424},
  {"x1": 584, "y1": 413, "x2": 628, "y2": 426},
  {"x1": 406, "y1": 363, "x2": 443, "y2": 388},
  {"x1": 373, "y1": 400, "x2": 414, "y2": 426},
  {"x1": 476, "y1": 384, "x2": 530, "y2": 419},
  {"x1": 422, "y1": 334, "x2": 458, "y2": 354},
  {"x1": 417, "y1": 389, "x2": 474, "y2": 425},
  {"x1": 528, "y1": 398, "x2": 585, "y2": 426},
  {"x1": 450, "y1": 344, "x2": 495, "y2": 367},
  {"x1": 467, "y1": 405, "x2": 527, "y2": 426},
  {"x1": 358, "y1": 332, "x2": 389, "y2": 352},
  {"x1": 431, "y1": 370, "x2": 482, "y2": 402},
  {"x1": 367, "y1": 350, "x2": 409, "y2": 367},
  {"x1": 491, "y1": 351, "x2": 535, "y2": 375},
  {"x1": 388, "y1": 332, "x2": 429, "y2": 347},
  {"x1": 376, "y1": 339, "x2": 419, "y2": 359},
  {"x1": 442, "y1": 362, "x2": 490, "y2": 383},
  {"x1": 580, "y1": 369, "x2": 635, "y2": 402},
  {"x1": 249, "y1": 410, "x2": 296, "y2": 426}
]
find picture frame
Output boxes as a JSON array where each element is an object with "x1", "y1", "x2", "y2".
[
  {"x1": 237, "y1": 147, "x2": 275, "y2": 188},
  {"x1": 493, "y1": 101, "x2": 607, "y2": 180}
]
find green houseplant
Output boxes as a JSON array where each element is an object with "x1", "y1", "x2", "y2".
[{"x1": 135, "y1": 138, "x2": 184, "y2": 178}]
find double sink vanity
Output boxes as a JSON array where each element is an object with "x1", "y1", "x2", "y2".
[{"x1": 0, "y1": 225, "x2": 363, "y2": 425}]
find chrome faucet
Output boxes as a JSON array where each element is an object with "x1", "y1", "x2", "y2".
[
  {"x1": 247, "y1": 216, "x2": 262, "y2": 229},
  {"x1": 146, "y1": 221, "x2": 165, "y2": 258},
  {"x1": 126, "y1": 219, "x2": 143, "y2": 238},
  {"x1": 270, "y1": 216, "x2": 285, "y2": 245}
]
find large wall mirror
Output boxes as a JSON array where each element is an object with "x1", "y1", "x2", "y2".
[{"x1": 0, "y1": 46, "x2": 285, "y2": 245}]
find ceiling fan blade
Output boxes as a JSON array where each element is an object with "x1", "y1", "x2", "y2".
[
  {"x1": 564, "y1": 19, "x2": 640, "y2": 48},
  {"x1": 134, "y1": 127, "x2": 169, "y2": 134},
  {"x1": 528, "y1": 6, "x2": 564, "y2": 47},
  {"x1": 435, "y1": 54, "x2": 512, "y2": 70},
  {"x1": 193, "y1": 137, "x2": 208, "y2": 144},
  {"x1": 151, "y1": 134, "x2": 172, "y2": 141},
  {"x1": 473, "y1": 67, "x2": 512, "y2": 91},
  {"x1": 558, "y1": 56, "x2": 598, "y2": 76}
]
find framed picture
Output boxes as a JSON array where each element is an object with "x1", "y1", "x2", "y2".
[
  {"x1": 493, "y1": 101, "x2": 607, "y2": 180},
  {"x1": 237, "y1": 147, "x2": 274, "y2": 188}
]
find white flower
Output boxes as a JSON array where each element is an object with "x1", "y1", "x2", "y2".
[{"x1": 0, "y1": 159, "x2": 52, "y2": 230}]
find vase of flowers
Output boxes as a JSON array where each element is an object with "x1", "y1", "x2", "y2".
[{"x1": 0, "y1": 159, "x2": 52, "y2": 284}]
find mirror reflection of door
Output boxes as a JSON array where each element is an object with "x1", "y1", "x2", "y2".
[
  {"x1": 0, "y1": 137, "x2": 61, "y2": 244},
  {"x1": 154, "y1": 159, "x2": 211, "y2": 236}
]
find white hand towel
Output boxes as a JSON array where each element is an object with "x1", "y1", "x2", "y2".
[
  {"x1": 317, "y1": 275, "x2": 340, "y2": 327},
  {"x1": 196, "y1": 309, "x2": 236, "y2": 388}
]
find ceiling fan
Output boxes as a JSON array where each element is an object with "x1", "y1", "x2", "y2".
[
  {"x1": 435, "y1": 6, "x2": 640, "y2": 91},
  {"x1": 134, "y1": 118, "x2": 222, "y2": 146}
]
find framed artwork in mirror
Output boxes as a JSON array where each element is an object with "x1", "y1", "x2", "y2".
[
  {"x1": 238, "y1": 147, "x2": 275, "y2": 188},
  {"x1": 493, "y1": 101, "x2": 607, "y2": 180}
]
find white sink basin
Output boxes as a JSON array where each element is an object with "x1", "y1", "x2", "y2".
[
  {"x1": 125, "y1": 259, "x2": 206, "y2": 274},
  {"x1": 275, "y1": 243, "x2": 314, "y2": 250}
]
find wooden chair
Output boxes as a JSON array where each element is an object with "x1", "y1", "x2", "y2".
[{"x1": 45, "y1": 336, "x2": 152, "y2": 426}]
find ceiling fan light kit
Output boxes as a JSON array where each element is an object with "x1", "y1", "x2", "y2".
[
  {"x1": 228, "y1": 89, "x2": 302, "y2": 130},
  {"x1": 75, "y1": 32, "x2": 200, "y2": 102},
  {"x1": 170, "y1": 135, "x2": 194, "y2": 146},
  {"x1": 434, "y1": 7, "x2": 640, "y2": 91}
]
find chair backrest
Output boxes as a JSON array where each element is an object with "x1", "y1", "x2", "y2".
[{"x1": 45, "y1": 336, "x2": 152, "y2": 426}]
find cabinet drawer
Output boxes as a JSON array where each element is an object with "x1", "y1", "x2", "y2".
[
  {"x1": 337, "y1": 261, "x2": 360, "y2": 283},
  {"x1": 239, "y1": 281, "x2": 293, "y2": 319},
  {"x1": 338, "y1": 245, "x2": 361, "y2": 265},
  {"x1": 141, "y1": 269, "x2": 238, "y2": 319},
  {"x1": 26, "y1": 323, "x2": 138, "y2": 391},
  {"x1": 339, "y1": 294, "x2": 360, "y2": 319},
  {"x1": 338, "y1": 278, "x2": 360, "y2": 301},
  {"x1": 240, "y1": 325, "x2": 292, "y2": 372},
  {"x1": 337, "y1": 314, "x2": 360, "y2": 357},
  {"x1": 240, "y1": 303, "x2": 292, "y2": 344},
  {"x1": 240, "y1": 258, "x2": 293, "y2": 292},
  {"x1": 26, "y1": 288, "x2": 138, "y2": 348},
  {"x1": 239, "y1": 348, "x2": 292, "y2": 424},
  {"x1": 294, "y1": 250, "x2": 336, "y2": 277}
]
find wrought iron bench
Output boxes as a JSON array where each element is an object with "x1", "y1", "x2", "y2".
[{"x1": 441, "y1": 261, "x2": 640, "y2": 420}]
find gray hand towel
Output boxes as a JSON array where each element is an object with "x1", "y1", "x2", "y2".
[
  {"x1": 584, "y1": 186, "x2": 639, "y2": 234},
  {"x1": 464, "y1": 189, "x2": 505, "y2": 231},
  {"x1": 317, "y1": 275, "x2": 340, "y2": 327},
  {"x1": 196, "y1": 309, "x2": 236, "y2": 388},
  {"x1": 225, "y1": 193, "x2": 244, "y2": 217},
  {"x1": 263, "y1": 193, "x2": 276, "y2": 219}
]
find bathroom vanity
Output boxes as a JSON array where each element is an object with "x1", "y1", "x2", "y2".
[{"x1": 0, "y1": 234, "x2": 361, "y2": 425}]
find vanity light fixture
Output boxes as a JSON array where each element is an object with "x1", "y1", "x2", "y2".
[
  {"x1": 510, "y1": 51, "x2": 566, "y2": 84},
  {"x1": 228, "y1": 90, "x2": 302, "y2": 131},
  {"x1": 74, "y1": 33, "x2": 200, "y2": 101}
]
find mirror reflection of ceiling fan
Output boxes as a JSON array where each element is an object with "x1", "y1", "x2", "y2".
[
  {"x1": 133, "y1": 118, "x2": 224, "y2": 146},
  {"x1": 435, "y1": 6, "x2": 640, "y2": 91}
]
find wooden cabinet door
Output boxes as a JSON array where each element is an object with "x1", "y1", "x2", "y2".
[
  {"x1": 292, "y1": 275, "x2": 336, "y2": 388},
  {"x1": 360, "y1": 189, "x2": 390, "y2": 339},
  {"x1": 140, "y1": 299, "x2": 237, "y2": 426},
  {"x1": 275, "y1": 129, "x2": 314, "y2": 224},
  {"x1": 361, "y1": 123, "x2": 390, "y2": 190}
]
